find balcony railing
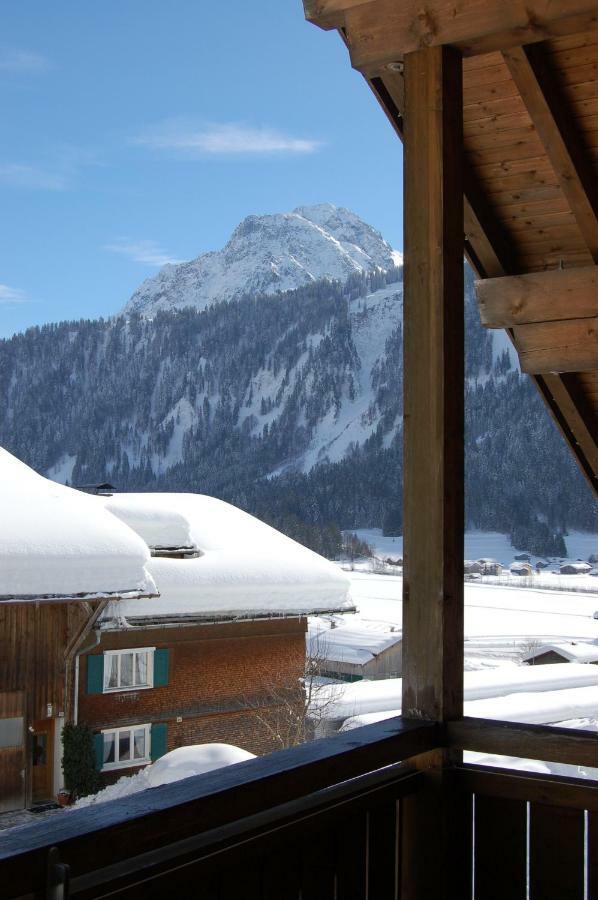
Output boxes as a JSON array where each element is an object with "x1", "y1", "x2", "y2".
[{"x1": 1, "y1": 715, "x2": 597, "y2": 898}]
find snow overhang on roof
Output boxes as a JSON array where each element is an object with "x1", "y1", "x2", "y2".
[
  {"x1": 100, "y1": 493, "x2": 353, "y2": 619},
  {"x1": 523, "y1": 642, "x2": 598, "y2": 664},
  {"x1": 0, "y1": 448, "x2": 157, "y2": 602}
]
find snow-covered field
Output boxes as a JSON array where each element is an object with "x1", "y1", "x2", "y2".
[
  {"x1": 310, "y1": 566, "x2": 598, "y2": 745},
  {"x1": 353, "y1": 527, "x2": 598, "y2": 569}
]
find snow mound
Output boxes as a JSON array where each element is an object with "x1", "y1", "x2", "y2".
[
  {"x1": 74, "y1": 744, "x2": 256, "y2": 808},
  {"x1": 101, "y1": 493, "x2": 352, "y2": 618},
  {"x1": 146, "y1": 744, "x2": 256, "y2": 787},
  {"x1": 0, "y1": 447, "x2": 156, "y2": 601},
  {"x1": 124, "y1": 203, "x2": 399, "y2": 316}
]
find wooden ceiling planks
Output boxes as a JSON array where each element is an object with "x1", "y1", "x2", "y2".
[{"x1": 303, "y1": 0, "x2": 598, "y2": 493}]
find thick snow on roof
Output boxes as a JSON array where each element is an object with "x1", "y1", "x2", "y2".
[
  {"x1": 316, "y1": 663, "x2": 598, "y2": 721},
  {"x1": 101, "y1": 493, "x2": 352, "y2": 617},
  {"x1": 342, "y1": 684, "x2": 598, "y2": 731},
  {"x1": 309, "y1": 616, "x2": 401, "y2": 665},
  {"x1": 0, "y1": 448, "x2": 156, "y2": 601},
  {"x1": 523, "y1": 641, "x2": 598, "y2": 663}
]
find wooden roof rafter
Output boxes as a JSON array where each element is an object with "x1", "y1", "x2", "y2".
[{"x1": 304, "y1": 0, "x2": 598, "y2": 496}]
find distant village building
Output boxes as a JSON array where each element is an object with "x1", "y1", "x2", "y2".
[
  {"x1": 559, "y1": 561, "x2": 592, "y2": 575},
  {"x1": 310, "y1": 621, "x2": 402, "y2": 682},
  {"x1": 523, "y1": 642, "x2": 598, "y2": 665},
  {"x1": 477, "y1": 558, "x2": 503, "y2": 576},
  {"x1": 510, "y1": 562, "x2": 533, "y2": 577},
  {"x1": 464, "y1": 560, "x2": 483, "y2": 575},
  {"x1": 514, "y1": 553, "x2": 532, "y2": 562}
]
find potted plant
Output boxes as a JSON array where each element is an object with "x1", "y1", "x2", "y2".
[{"x1": 56, "y1": 788, "x2": 71, "y2": 807}]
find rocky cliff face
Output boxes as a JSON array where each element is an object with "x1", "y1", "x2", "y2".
[{"x1": 124, "y1": 203, "x2": 401, "y2": 316}]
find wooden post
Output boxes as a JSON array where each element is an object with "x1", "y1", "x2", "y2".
[
  {"x1": 402, "y1": 44, "x2": 464, "y2": 724},
  {"x1": 400, "y1": 45, "x2": 468, "y2": 899}
]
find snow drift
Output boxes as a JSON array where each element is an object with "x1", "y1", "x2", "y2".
[
  {"x1": 101, "y1": 492, "x2": 352, "y2": 618},
  {"x1": 0, "y1": 447, "x2": 156, "y2": 600},
  {"x1": 74, "y1": 744, "x2": 256, "y2": 808}
]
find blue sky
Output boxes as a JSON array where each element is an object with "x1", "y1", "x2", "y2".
[{"x1": 0, "y1": 1, "x2": 403, "y2": 336}]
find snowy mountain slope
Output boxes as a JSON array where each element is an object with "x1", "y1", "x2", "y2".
[
  {"x1": 1, "y1": 205, "x2": 596, "y2": 555},
  {"x1": 125, "y1": 203, "x2": 400, "y2": 316},
  {"x1": 293, "y1": 283, "x2": 403, "y2": 472}
]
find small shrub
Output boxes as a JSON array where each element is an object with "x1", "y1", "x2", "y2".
[{"x1": 61, "y1": 722, "x2": 102, "y2": 799}]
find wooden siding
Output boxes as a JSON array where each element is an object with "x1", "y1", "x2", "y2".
[{"x1": 0, "y1": 602, "x2": 89, "y2": 722}]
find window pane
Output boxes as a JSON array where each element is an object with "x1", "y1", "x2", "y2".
[
  {"x1": 32, "y1": 734, "x2": 47, "y2": 766},
  {"x1": 103, "y1": 733, "x2": 115, "y2": 765},
  {"x1": 135, "y1": 652, "x2": 148, "y2": 686},
  {"x1": 133, "y1": 728, "x2": 146, "y2": 759},
  {"x1": 119, "y1": 730, "x2": 131, "y2": 762},
  {"x1": 120, "y1": 653, "x2": 134, "y2": 687},
  {"x1": 105, "y1": 655, "x2": 118, "y2": 690}
]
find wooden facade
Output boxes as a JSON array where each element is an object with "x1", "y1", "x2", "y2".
[
  {"x1": 1, "y1": 1, "x2": 598, "y2": 896},
  {"x1": 0, "y1": 601, "x2": 94, "y2": 808}
]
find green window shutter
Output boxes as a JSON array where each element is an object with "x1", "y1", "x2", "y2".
[
  {"x1": 150, "y1": 723, "x2": 168, "y2": 761},
  {"x1": 87, "y1": 655, "x2": 104, "y2": 694},
  {"x1": 153, "y1": 649, "x2": 170, "y2": 687},
  {"x1": 93, "y1": 733, "x2": 104, "y2": 771}
]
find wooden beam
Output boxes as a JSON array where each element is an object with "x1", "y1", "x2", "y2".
[
  {"x1": 476, "y1": 266, "x2": 598, "y2": 328},
  {"x1": 448, "y1": 717, "x2": 598, "y2": 769},
  {"x1": 340, "y1": 0, "x2": 598, "y2": 69},
  {"x1": 454, "y1": 764, "x2": 598, "y2": 812},
  {"x1": 302, "y1": 0, "x2": 375, "y2": 30},
  {"x1": 515, "y1": 316, "x2": 598, "y2": 373},
  {"x1": 503, "y1": 43, "x2": 598, "y2": 262},
  {"x1": 540, "y1": 373, "x2": 598, "y2": 478},
  {"x1": 357, "y1": 65, "x2": 598, "y2": 493},
  {"x1": 402, "y1": 45, "x2": 464, "y2": 723}
]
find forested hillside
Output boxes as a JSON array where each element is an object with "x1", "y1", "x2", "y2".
[{"x1": 1, "y1": 264, "x2": 596, "y2": 557}]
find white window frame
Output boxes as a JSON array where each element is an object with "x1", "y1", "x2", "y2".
[
  {"x1": 103, "y1": 647, "x2": 155, "y2": 693},
  {"x1": 101, "y1": 723, "x2": 151, "y2": 771}
]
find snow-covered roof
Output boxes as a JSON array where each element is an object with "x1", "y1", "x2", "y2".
[
  {"x1": 0, "y1": 448, "x2": 156, "y2": 602},
  {"x1": 309, "y1": 618, "x2": 401, "y2": 665},
  {"x1": 522, "y1": 641, "x2": 598, "y2": 663},
  {"x1": 342, "y1": 685, "x2": 598, "y2": 731},
  {"x1": 100, "y1": 493, "x2": 352, "y2": 619},
  {"x1": 560, "y1": 561, "x2": 593, "y2": 573},
  {"x1": 315, "y1": 662, "x2": 598, "y2": 721}
]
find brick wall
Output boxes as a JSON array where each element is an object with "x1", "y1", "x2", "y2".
[{"x1": 78, "y1": 617, "x2": 307, "y2": 775}]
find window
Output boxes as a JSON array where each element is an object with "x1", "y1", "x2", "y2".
[
  {"x1": 103, "y1": 648, "x2": 154, "y2": 692},
  {"x1": 101, "y1": 724, "x2": 150, "y2": 770}
]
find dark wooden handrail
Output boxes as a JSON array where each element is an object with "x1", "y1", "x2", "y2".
[{"x1": 0, "y1": 717, "x2": 439, "y2": 896}]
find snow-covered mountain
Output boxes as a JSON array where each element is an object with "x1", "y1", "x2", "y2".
[
  {"x1": 125, "y1": 203, "x2": 402, "y2": 316},
  {"x1": 0, "y1": 205, "x2": 595, "y2": 557}
]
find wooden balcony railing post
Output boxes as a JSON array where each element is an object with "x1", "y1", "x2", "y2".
[{"x1": 401, "y1": 43, "x2": 466, "y2": 900}]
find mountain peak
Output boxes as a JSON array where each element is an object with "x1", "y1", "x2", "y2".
[{"x1": 124, "y1": 204, "x2": 400, "y2": 317}]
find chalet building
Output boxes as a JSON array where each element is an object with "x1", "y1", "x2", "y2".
[
  {"x1": 524, "y1": 642, "x2": 598, "y2": 665},
  {"x1": 77, "y1": 493, "x2": 352, "y2": 779},
  {"x1": 510, "y1": 561, "x2": 533, "y2": 577},
  {"x1": 0, "y1": 449, "x2": 156, "y2": 812},
  {"x1": 313, "y1": 624, "x2": 403, "y2": 681},
  {"x1": 464, "y1": 558, "x2": 503, "y2": 576},
  {"x1": 6, "y1": 2, "x2": 598, "y2": 896},
  {"x1": 560, "y1": 561, "x2": 593, "y2": 575},
  {"x1": 477, "y1": 558, "x2": 503, "y2": 576}
]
